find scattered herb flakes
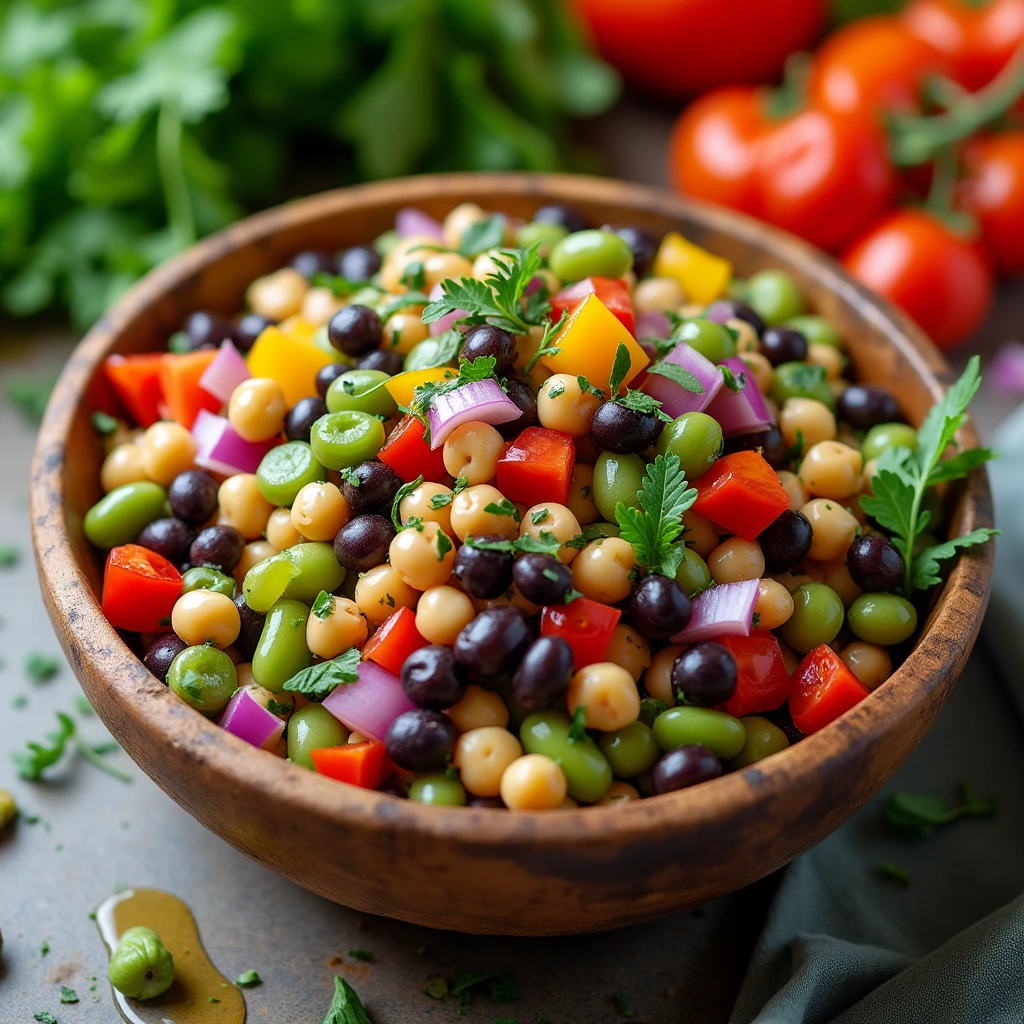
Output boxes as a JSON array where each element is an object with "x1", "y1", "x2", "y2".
[
  {"x1": 12, "y1": 711, "x2": 131, "y2": 782},
  {"x1": 423, "y1": 975, "x2": 449, "y2": 1000},
  {"x1": 401, "y1": 515, "x2": 426, "y2": 533},
  {"x1": 451, "y1": 972, "x2": 521, "y2": 1013},
  {"x1": 11, "y1": 694, "x2": 28, "y2": 709},
  {"x1": 615, "y1": 388, "x2": 671, "y2": 421},
  {"x1": 266, "y1": 699, "x2": 293, "y2": 717},
  {"x1": 392, "y1": 475, "x2": 425, "y2": 530},
  {"x1": 40, "y1": 940, "x2": 50, "y2": 956},
  {"x1": 209, "y1": 996, "x2": 221, "y2": 1003},
  {"x1": 531, "y1": 508, "x2": 550, "y2": 525},
  {"x1": 59, "y1": 987, "x2": 78, "y2": 1004},
  {"x1": 719, "y1": 365, "x2": 744, "y2": 392},
  {"x1": 613, "y1": 992, "x2": 635, "y2": 1019},
  {"x1": 646, "y1": 360, "x2": 706, "y2": 394},
  {"x1": 0, "y1": 545, "x2": 19, "y2": 567},
  {"x1": 312, "y1": 271, "x2": 364, "y2": 297},
  {"x1": 348, "y1": 948, "x2": 374, "y2": 962},
  {"x1": 567, "y1": 706, "x2": 588, "y2": 743},
  {"x1": 882, "y1": 782, "x2": 996, "y2": 836},
  {"x1": 576, "y1": 374, "x2": 604, "y2": 398},
  {"x1": 236, "y1": 970, "x2": 261, "y2": 987},
  {"x1": 312, "y1": 590, "x2": 335, "y2": 621},
  {"x1": 877, "y1": 863, "x2": 911, "y2": 887},
  {"x1": 524, "y1": 308, "x2": 568, "y2": 375},
  {"x1": 751, "y1": 611, "x2": 761, "y2": 629},
  {"x1": 564, "y1": 587, "x2": 583, "y2": 604},
  {"x1": 546, "y1": 382, "x2": 565, "y2": 399},
  {"x1": 453, "y1": 476, "x2": 469, "y2": 495},
  {"x1": 33, "y1": 1013, "x2": 58, "y2": 1024},
  {"x1": 465, "y1": 532, "x2": 561, "y2": 558},
  {"x1": 436, "y1": 528, "x2": 453, "y2": 562},
  {"x1": 429, "y1": 491, "x2": 454, "y2": 510},
  {"x1": 91, "y1": 411, "x2": 120, "y2": 435},
  {"x1": 282, "y1": 648, "x2": 361, "y2": 698},
  {"x1": 26, "y1": 652, "x2": 60, "y2": 683}
]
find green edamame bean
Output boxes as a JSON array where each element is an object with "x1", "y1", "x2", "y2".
[
  {"x1": 847, "y1": 593, "x2": 917, "y2": 646},
  {"x1": 652, "y1": 706, "x2": 746, "y2": 759},
  {"x1": 167, "y1": 645, "x2": 237, "y2": 716},
  {"x1": 675, "y1": 318, "x2": 736, "y2": 364},
  {"x1": 84, "y1": 481, "x2": 167, "y2": 549},
  {"x1": 516, "y1": 220, "x2": 568, "y2": 257},
  {"x1": 780, "y1": 582, "x2": 845, "y2": 654},
  {"x1": 325, "y1": 369, "x2": 397, "y2": 418},
  {"x1": 108, "y1": 926, "x2": 175, "y2": 1000},
  {"x1": 655, "y1": 411, "x2": 723, "y2": 481},
  {"x1": 310, "y1": 411, "x2": 385, "y2": 471},
  {"x1": 783, "y1": 315, "x2": 841, "y2": 348},
  {"x1": 861, "y1": 422, "x2": 918, "y2": 463},
  {"x1": 676, "y1": 547, "x2": 711, "y2": 597},
  {"x1": 520, "y1": 710, "x2": 612, "y2": 804},
  {"x1": 598, "y1": 721, "x2": 660, "y2": 778},
  {"x1": 405, "y1": 337, "x2": 457, "y2": 372},
  {"x1": 280, "y1": 542, "x2": 346, "y2": 603},
  {"x1": 730, "y1": 716, "x2": 789, "y2": 768},
  {"x1": 243, "y1": 554, "x2": 297, "y2": 613},
  {"x1": 548, "y1": 230, "x2": 633, "y2": 282},
  {"x1": 593, "y1": 451, "x2": 645, "y2": 523},
  {"x1": 181, "y1": 566, "x2": 236, "y2": 598},
  {"x1": 769, "y1": 361, "x2": 836, "y2": 410},
  {"x1": 252, "y1": 598, "x2": 311, "y2": 692},
  {"x1": 744, "y1": 269, "x2": 805, "y2": 325},
  {"x1": 287, "y1": 704, "x2": 349, "y2": 769},
  {"x1": 408, "y1": 773, "x2": 467, "y2": 806},
  {"x1": 256, "y1": 441, "x2": 326, "y2": 506}
]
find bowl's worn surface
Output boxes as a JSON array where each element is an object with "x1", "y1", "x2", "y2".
[{"x1": 31, "y1": 174, "x2": 994, "y2": 935}]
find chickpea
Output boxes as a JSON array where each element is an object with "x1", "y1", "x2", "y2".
[
  {"x1": 567, "y1": 661, "x2": 640, "y2": 732},
  {"x1": 472, "y1": 249, "x2": 512, "y2": 281},
  {"x1": 753, "y1": 578, "x2": 795, "y2": 630},
  {"x1": 840, "y1": 641, "x2": 892, "y2": 690},
  {"x1": 678, "y1": 302, "x2": 705, "y2": 318},
  {"x1": 567, "y1": 463, "x2": 599, "y2": 525},
  {"x1": 537, "y1": 374, "x2": 603, "y2": 437},
  {"x1": 389, "y1": 520, "x2": 456, "y2": 590},
  {"x1": 300, "y1": 286, "x2": 344, "y2": 327},
  {"x1": 450, "y1": 484, "x2": 519, "y2": 542},
  {"x1": 416, "y1": 585, "x2": 475, "y2": 646},
  {"x1": 171, "y1": 590, "x2": 240, "y2": 648},
  {"x1": 682, "y1": 509, "x2": 719, "y2": 559},
  {"x1": 378, "y1": 235, "x2": 435, "y2": 292},
  {"x1": 446, "y1": 684, "x2": 509, "y2": 733},
  {"x1": 423, "y1": 251, "x2": 474, "y2": 291},
  {"x1": 708, "y1": 537, "x2": 765, "y2": 583},
  {"x1": 597, "y1": 781, "x2": 641, "y2": 806},
  {"x1": 571, "y1": 538, "x2": 636, "y2": 603},
  {"x1": 243, "y1": 676, "x2": 294, "y2": 717},
  {"x1": 860, "y1": 457, "x2": 878, "y2": 496},
  {"x1": 740, "y1": 351, "x2": 773, "y2": 395},
  {"x1": 454, "y1": 726, "x2": 523, "y2": 798},
  {"x1": 382, "y1": 310, "x2": 429, "y2": 355},
  {"x1": 442, "y1": 421, "x2": 504, "y2": 485},
  {"x1": 779, "y1": 397, "x2": 837, "y2": 450},
  {"x1": 777, "y1": 470, "x2": 809, "y2": 510},
  {"x1": 808, "y1": 342, "x2": 844, "y2": 380},
  {"x1": 397, "y1": 481, "x2": 454, "y2": 535},
  {"x1": 771, "y1": 567, "x2": 821, "y2": 593},
  {"x1": 233, "y1": 540, "x2": 279, "y2": 587},
  {"x1": 228, "y1": 378, "x2": 288, "y2": 443},
  {"x1": 101, "y1": 443, "x2": 148, "y2": 492},
  {"x1": 306, "y1": 595, "x2": 367, "y2": 659},
  {"x1": 354, "y1": 563, "x2": 420, "y2": 624},
  {"x1": 604, "y1": 623, "x2": 652, "y2": 683},
  {"x1": 500, "y1": 754, "x2": 567, "y2": 811},
  {"x1": 727, "y1": 317, "x2": 760, "y2": 353},
  {"x1": 246, "y1": 267, "x2": 308, "y2": 321},
  {"x1": 633, "y1": 276, "x2": 685, "y2": 314},
  {"x1": 140, "y1": 421, "x2": 197, "y2": 486},
  {"x1": 102, "y1": 421, "x2": 138, "y2": 455},
  {"x1": 519, "y1": 502, "x2": 581, "y2": 564},
  {"x1": 644, "y1": 645, "x2": 684, "y2": 706},
  {"x1": 800, "y1": 441, "x2": 863, "y2": 501},
  {"x1": 443, "y1": 202, "x2": 487, "y2": 249},
  {"x1": 820, "y1": 558, "x2": 863, "y2": 607},
  {"x1": 290, "y1": 481, "x2": 350, "y2": 541},
  {"x1": 219, "y1": 474, "x2": 275, "y2": 540},
  {"x1": 266, "y1": 506, "x2": 303, "y2": 550},
  {"x1": 801, "y1": 498, "x2": 860, "y2": 562}
]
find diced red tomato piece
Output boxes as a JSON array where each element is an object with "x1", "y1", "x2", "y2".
[
  {"x1": 719, "y1": 633, "x2": 792, "y2": 718},
  {"x1": 497, "y1": 427, "x2": 575, "y2": 507},
  {"x1": 378, "y1": 414, "x2": 447, "y2": 484},
  {"x1": 360, "y1": 606, "x2": 428, "y2": 677},
  {"x1": 104, "y1": 354, "x2": 166, "y2": 428},
  {"x1": 788, "y1": 644, "x2": 870, "y2": 735},
  {"x1": 311, "y1": 740, "x2": 388, "y2": 788},
  {"x1": 159, "y1": 350, "x2": 221, "y2": 429},
  {"x1": 691, "y1": 450, "x2": 790, "y2": 540},
  {"x1": 550, "y1": 276, "x2": 635, "y2": 337},
  {"x1": 540, "y1": 597, "x2": 621, "y2": 669},
  {"x1": 101, "y1": 544, "x2": 182, "y2": 634}
]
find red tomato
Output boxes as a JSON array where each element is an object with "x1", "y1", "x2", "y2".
[
  {"x1": 809, "y1": 16, "x2": 946, "y2": 116},
  {"x1": 960, "y1": 132, "x2": 1024, "y2": 275},
  {"x1": 841, "y1": 208, "x2": 994, "y2": 350},
  {"x1": 719, "y1": 634, "x2": 792, "y2": 718},
  {"x1": 540, "y1": 598, "x2": 620, "y2": 669},
  {"x1": 788, "y1": 645, "x2": 868, "y2": 735},
  {"x1": 550, "y1": 277, "x2": 635, "y2": 337},
  {"x1": 101, "y1": 544, "x2": 182, "y2": 634},
  {"x1": 573, "y1": 0, "x2": 824, "y2": 99}
]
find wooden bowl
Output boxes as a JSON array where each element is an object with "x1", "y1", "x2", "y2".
[{"x1": 31, "y1": 174, "x2": 994, "y2": 936}]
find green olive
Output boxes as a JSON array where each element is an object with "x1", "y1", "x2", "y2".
[
  {"x1": 675, "y1": 318, "x2": 736, "y2": 364},
  {"x1": 652, "y1": 706, "x2": 746, "y2": 759},
  {"x1": 783, "y1": 315, "x2": 842, "y2": 349},
  {"x1": 287, "y1": 704, "x2": 349, "y2": 769},
  {"x1": 325, "y1": 369, "x2": 397, "y2": 418},
  {"x1": 675, "y1": 547, "x2": 712, "y2": 597},
  {"x1": 280, "y1": 542, "x2": 346, "y2": 603},
  {"x1": 598, "y1": 721, "x2": 660, "y2": 778},
  {"x1": 108, "y1": 926, "x2": 175, "y2": 1000},
  {"x1": 520, "y1": 710, "x2": 612, "y2": 804},
  {"x1": 548, "y1": 229, "x2": 633, "y2": 282},
  {"x1": 167, "y1": 646, "x2": 237, "y2": 716},
  {"x1": 516, "y1": 221, "x2": 568, "y2": 257},
  {"x1": 181, "y1": 566, "x2": 236, "y2": 599},
  {"x1": 730, "y1": 716, "x2": 790, "y2": 768},
  {"x1": 408, "y1": 773, "x2": 467, "y2": 806},
  {"x1": 256, "y1": 441, "x2": 326, "y2": 506},
  {"x1": 847, "y1": 593, "x2": 918, "y2": 646},
  {"x1": 769, "y1": 361, "x2": 836, "y2": 410},
  {"x1": 309, "y1": 411, "x2": 386, "y2": 471},
  {"x1": 252, "y1": 598, "x2": 311, "y2": 693},
  {"x1": 655, "y1": 411, "x2": 723, "y2": 481},
  {"x1": 592, "y1": 451, "x2": 645, "y2": 523},
  {"x1": 861, "y1": 422, "x2": 918, "y2": 463},
  {"x1": 84, "y1": 481, "x2": 167, "y2": 549},
  {"x1": 744, "y1": 269, "x2": 806, "y2": 325},
  {"x1": 779, "y1": 582, "x2": 845, "y2": 654}
]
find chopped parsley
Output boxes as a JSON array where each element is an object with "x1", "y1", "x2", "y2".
[
  {"x1": 311, "y1": 270, "x2": 364, "y2": 296},
  {"x1": 25, "y1": 653, "x2": 60, "y2": 683},
  {"x1": 576, "y1": 374, "x2": 604, "y2": 398},
  {"x1": 458, "y1": 214, "x2": 506, "y2": 258},
  {"x1": 614, "y1": 388, "x2": 671, "y2": 422},
  {"x1": 12, "y1": 711, "x2": 131, "y2": 782},
  {"x1": 40, "y1": 940, "x2": 50, "y2": 956},
  {"x1": 401, "y1": 515, "x2": 425, "y2": 533},
  {"x1": 391, "y1": 475, "x2": 425, "y2": 529},
  {"x1": 266, "y1": 699, "x2": 293, "y2": 717},
  {"x1": 378, "y1": 290, "x2": 428, "y2": 322},
  {"x1": 484, "y1": 499, "x2": 520, "y2": 521},
  {"x1": 321, "y1": 976, "x2": 373, "y2": 1024},
  {"x1": 882, "y1": 782, "x2": 996, "y2": 836},
  {"x1": 436, "y1": 528, "x2": 454, "y2": 562},
  {"x1": 876, "y1": 863, "x2": 910, "y2": 887},
  {"x1": 524, "y1": 308, "x2": 567, "y2": 375},
  {"x1": 645, "y1": 360, "x2": 706, "y2": 394},
  {"x1": 607, "y1": 341, "x2": 633, "y2": 397},
  {"x1": 567, "y1": 705, "x2": 587, "y2": 743},
  {"x1": 0, "y1": 545, "x2": 18, "y2": 567},
  {"x1": 400, "y1": 260, "x2": 426, "y2": 290},
  {"x1": 347, "y1": 948, "x2": 374, "y2": 962},
  {"x1": 546, "y1": 382, "x2": 565, "y2": 399},
  {"x1": 465, "y1": 532, "x2": 561, "y2": 557},
  {"x1": 430, "y1": 491, "x2": 454, "y2": 509},
  {"x1": 91, "y1": 411, "x2": 120, "y2": 435},
  {"x1": 719, "y1": 365, "x2": 744, "y2": 392},
  {"x1": 451, "y1": 972, "x2": 521, "y2": 1013},
  {"x1": 33, "y1": 1013, "x2": 57, "y2": 1024},
  {"x1": 312, "y1": 591, "x2": 335, "y2": 621},
  {"x1": 282, "y1": 649, "x2": 361, "y2": 698}
]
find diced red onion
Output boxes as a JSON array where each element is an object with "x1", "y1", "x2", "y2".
[
  {"x1": 672, "y1": 579, "x2": 760, "y2": 643},
  {"x1": 427, "y1": 283, "x2": 468, "y2": 336},
  {"x1": 635, "y1": 311, "x2": 671, "y2": 340},
  {"x1": 640, "y1": 342, "x2": 723, "y2": 417},
  {"x1": 322, "y1": 660, "x2": 417, "y2": 740},
  {"x1": 396, "y1": 207, "x2": 444, "y2": 242},
  {"x1": 426, "y1": 379, "x2": 523, "y2": 449},
  {"x1": 523, "y1": 274, "x2": 544, "y2": 297},
  {"x1": 198, "y1": 340, "x2": 250, "y2": 405},
  {"x1": 706, "y1": 357, "x2": 774, "y2": 436},
  {"x1": 989, "y1": 340, "x2": 1024, "y2": 395},
  {"x1": 192, "y1": 409, "x2": 277, "y2": 476},
  {"x1": 219, "y1": 689, "x2": 285, "y2": 751}
]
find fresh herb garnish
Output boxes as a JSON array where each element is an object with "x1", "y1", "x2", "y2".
[
  {"x1": 392, "y1": 475, "x2": 425, "y2": 530},
  {"x1": 33, "y1": 1013, "x2": 57, "y2": 1024},
  {"x1": 436, "y1": 528, "x2": 453, "y2": 562},
  {"x1": 876, "y1": 863, "x2": 911, "y2": 887},
  {"x1": 40, "y1": 940, "x2": 50, "y2": 956},
  {"x1": 26, "y1": 653, "x2": 60, "y2": 683},
  {"x1": 347, "y1": 948, "x2": 374, "y2": 962},
  {"x1": 615, "y1": 388, "x2": 672, "y2": 422},
  {"x1": 458, "y1": 214, "x2": 506, "y2": 258},
  {"x1": 567, "y1": 705, "x2": 587, "y2": 743},
  {"x1": 311, "y1": 271, "x2": 363, "y2": 297},
  {"x1": 339, "y1": 466, "x2": 361, "y2": 488},
  {"x1": 74, "y1": 694, "x2": 94, "y2": 716},
  {"x1": 321, "y1": 975, "x2": 372, "y2": 1024},
  {"x1": 638, "y1": 697, "x2": 669, "y2": 728},
  {"x1": 91, "y1": 411, "x2": 119, "y2": 435},
  {"x1": 484, "y1": 499, "x2": 520, "y2": 521},
  {"x1": 751, "y1": 611, "x2": 760, "y2": 628},
  {"x1": 546, "y1": 382, "x2": 565, "y2": 399},
  {"x1": 400, "y1": 260, "x2": 427, "y2": 290},
  {"x1": 524, "y1": 308, "x2": 568, "y2": 374},
  {"x1": 607, "y1": 342, "x2": 633, "y2": 397},
  {"x1": 576, "y1": 375, "x2": 604, "y2": 398},
  {"x1": 882, "y1": 781, "x2": 996, "y2": 836},
  {"x1": 311, "y1": 591, "x2": 334, "y2": 621},
  {"x1": 564, "y1": 587, "x2": 583, "y2": 603},
  {"x1": 531, "y1": 508, "x2": 550, "y2": 525},
  {"x1": 450, "y1": 972, "x2": 520, "y2": 1013},
  {"x1": 59, "y1": 986, "x2": 78, "y2": 1004},
  {"x1": 613, "y1": 992, "x2": 635, "y2": 1018},
  {"x1": 401, "y1": 515, "x2": 425, "y2": 533},
  {"x1": 719, "y1": 365, "x2": 744, "y2": 392},
  {"x1": 378, "y1": 290, "x2": 429, "y2": 322},
  {"x1": 615, "y1": 453, "x2": 698, "y2": 578},
  {"x1": 645, "y1": 360, "x2": 706, "y2": 394},
  {"x1": 860, "y1": 357, "x2": 997, "y2": 594},
  {"x1": 12, "y1": 711, "x2": 131, "y2": 782},
  {"x1": 465, "y1": 532, "x2": 561, "y2": 557},
  {"x1": 564, "y1": 525, "x2": 614, "y2": 550},
  {"x1": 422, "y1": 975, "x2": 449, "y2": 999},
  {"x1": 282, "y1": 649, "x2": 361, "y2": 698},
  {"x1": 429, "y1": 492, "x2": 453, "y2": 509},
  {"x1": 266, "y1": 699, "x2": 292, "y2": 717},
  {"x1": 410, "y1": 356, "x2": 503, "y2": 437},
  {"x1": 0, "y1": 545, "x2": 19, "y2": 567}
]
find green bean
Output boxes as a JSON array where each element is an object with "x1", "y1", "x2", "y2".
[
  {"x1": 309, "y1": 411, "x2": 385, "y2": 470},
  {"x1": 408, "y1": 774, "x2": 467, "y2": 806},
  {"x1": 598, "y1": 721, "x2": 660, "y2": 778},
  {"x1": 84, "y1": 481, "x2": 167, "y2": 549},
  {"x1": 325, "y1": 370, "x2": 397, "y2": 418},
  {"x1": 252, "y1": 598, "x2": 311, "y2": 693},
  {"x1": 243, "y1": 555, "x2": 298, "y2": 613},
  {"x1": 181, "y1": 566, "x2": 236, "y2": 598},
  {"x1": 652, "y1": 706, "x2": 746, "y2": 759},
  {"x1": 256, "y1": 441, "x2": 326, "y2": 506}
]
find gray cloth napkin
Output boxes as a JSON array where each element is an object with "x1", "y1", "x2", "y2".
[{"x1": 730, "y1": 410, "x2": 1024, "y2": 1024}]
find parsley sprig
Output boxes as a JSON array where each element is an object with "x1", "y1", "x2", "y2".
[
  {"x1": 524, "y1": 308, "x2": 568, "y2": 375},
  {"x1": 13, "y1": 711, "x2": 131, "y2": 782},
  {"x1": 282, "y1": 649, "x2": 361, "y2": 698},
  {"x1": 606, "y1": 342, "x2": 671, "y2": 421},
  {"x1": 859, "y1": 356, "x2": 996, "y2": 594},
  {"x1": 883, "y1": 782, "x2": 996, "y2": 836},
  {"x1": 465, "y1": 532, "x2": 562, "y2": 557}
]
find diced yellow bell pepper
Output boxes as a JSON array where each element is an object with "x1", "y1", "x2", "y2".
[
  {"x1": 653, "y1": 231, "x2": 733, "y2": 305},
  {"x1": 247, "y1": 325, "x2": 334, "y2": 406},
  {"x1": 541, "y1": 294, "x2": 649, "y2": 394},
  {"x1": 384, "y1": 367, "x2": 455, "y2": 409},
  {"x1": 277, "y1": 315, "x2": 319, "y2": 344}
]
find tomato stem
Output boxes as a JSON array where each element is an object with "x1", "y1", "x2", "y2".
[{"x1": 762, "y1": 52, "x2": 811, "y2": 121}]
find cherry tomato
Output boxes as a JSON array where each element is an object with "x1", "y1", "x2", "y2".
[
  {"x1": 573, "y1": 0, "x2": 824, "y2": 99},
  {"x1": 960, "y1": 132, "x2": 1024, "y2": 275},
  {"x1": 841, "y1": 209, "x2": 993, "y2": 350},
  {"x1": 809, "y1": 16, "x2": 947, "y2": 116},
  {"x1": 903, "y1": 0, "x2": 1024, "y2": 91}
]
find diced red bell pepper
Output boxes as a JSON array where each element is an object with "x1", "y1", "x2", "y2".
[
  {"x1": 311, "y1": 740, "x2": 388, "y2": 789},
  {"x1": 550, "y1": 276, "x2": 635, "y2": 338},
  {"x1": 497, "y1": 426, "x2": 576, "y2": 507},
  {"x1": 101, "y1": 544, "x2": 182, "y2": 634},
  {"x1": 377, "y1": 414, "x2": 447, "y2": 484},
  {"x1": 540, "y1": 597, "x2": 621, "y2": 669},
  {"x1": 159, "y1": 350, "x2": 222, "y2": 429},
  {"x1": 104, "y1": 354, "x2": 166, "y2": 427},
  {"x1": 788, "y1": 644, "x2": 869, "y2": 735},
  {"x1": 691, "y1": 450, "x2": 790, "y2": 541},
  {"x1": 360, "y1": 606, "x2": 429, "y2": 677},
  {"x1": 719, "y1": 633, "x2": 792, "y2": 718}
]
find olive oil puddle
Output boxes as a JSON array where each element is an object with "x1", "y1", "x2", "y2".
[{"x1": 95, "y1": 888, "x2": 245, "y2": 1024}]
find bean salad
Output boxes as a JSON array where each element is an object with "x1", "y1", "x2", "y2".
[{"x1": 83, "y1": 200, "x2": 995, "y2": 810}]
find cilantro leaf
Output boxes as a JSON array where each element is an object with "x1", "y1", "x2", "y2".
[
  {"x1": 311, "y1": 591, "x2": 334, "y2": 622},
  {"x1": 531, "y1": 508, "x2": 550, "y2": 525},
  {"x1": 568, "y1": 705, "x2": 588, "y2": 742},
  {"x1": 91, "y1": 411, "x2": 119, "y2": 435},
  {"x1": 282, "y1": 649, "x2": 361, "y2": 698},
  {"x1": 911, "y1": 528, "x2": 999, "y2": 589},
  {"x1": 484, "y1": 499, "x2": 520, "y2": 521},
  {"x1": 882, "y1": 782, "x2": 996, "y2": 836},
  {"x1": 876, "y1": 863, "x2": 910, "y2": 887},
  {"x1": 458, "y1": 214, "x2": 505, "y2": 258},
  {"x1": 646, "y1": 360, "x2": 705, "y2": 393},
  {"x1": 614, "y1": 389, "x2": 671, "y2": 422},
  {"x1": 392, "y1": 475, "x2": 425, "y2": 530},
  {"x1": 524, "y1": 308, "x2": 568, "y2": 374},
  {"x1": 322, "y1": 976, "x2": 372, "y2": 1024},
  {"x1": 607, "y1": 342, "x2": 633, "y2": 397}
]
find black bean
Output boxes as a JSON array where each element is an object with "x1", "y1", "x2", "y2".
[
  {"x1": 233, "y1": 313, "x2": 273, "y2": 353},
  {"x1": 285, "y1": 397, "x2": 327, "y2": 441},
  {"x1": 533, "y1": 203, "x2": 588, "y2": 233},
  {"x1": 291, "y1": 250, "x2": 334, "y2": 279},
  {"x1": 612, "y1": 226, "x2": 658, "y2": 279},
  {"x1": 342, "y1": 460, "x2": 404, "y2": 516},
  {"x1": 453, "y1": 607, "x2": 533, "y2": 677},
  {"x1": 355, "y1": 348, "x2": 404, "y2": 376},
  {"x1": 137, "y1": 518, "x2": 193, "y2": 565},
  {"x1": 189, "y1": 525, "x2": 245, "y2": 573},
  {"x1": 496, "y1": 378, "x2": 537, "y2": 439},
  {"x1": 837, "y1": 385, "x2": 901, "y2": 431},
  {"x1": 629, "y1": 574, "x2": 691, "y2": 639},
  {"x1": 385, "y1": 709, "x2": 456, "y2": 772},
  {"x1": 336, "y1": 244, "x2": 382, "y2": 282},
  {"x1": 672, "y1": 642, "x2": 737, "y2": 706},
  {"x1": 846, "y1": 534, "x2": 905, "y2": 591},
  {"x1": 167, "y1": 469, "x2": 220, "y2": 526},
  {"x1": 333, "y1": 515, "x2": 394, "y2": 572},
  {"x1": 651, "y1": 745, "x2": 722, "y2": 794},
  {"x1": 758, "y1": 509, "x2": 814, "y2": 573},
  {"x1": 233, "y1": 593, "x2": 266, "y2": 660},
  {"x1": 143, "y1": 634, "x2": 188, "y2": 683},
  {"x1": 453, "y1": 539, "x2": 515, "y2": 600},
  {"x1": 511, "y1": 636, "x2": 574, "y2": 711},
  {"x1": 184, "y1": 310, "x2": 232, "y2": 350},
  {"x1": 513, "y1": 553, "x2": 573, "y2": 606},
  {"x1": 328, "y1": 305, "x2": 382, "y2": 357},
  {"x1": 704, "y1": 299, "x2": 765, "y2": 336},
  {"x1": 589, "y1": 401, "x2": 663, "y2": 454},
  {"x1": 316, "y1": 363, "x2": 348, "y2": 398},
  {"x1": 760, "y1": 327, "x2": 808, "y2": 366},
  {"x1": 401, "y1": 646, "x2": 467, "y2": 710},
  {"x1": 462, "y1": 325, "x2": 516, "y2": 376}
]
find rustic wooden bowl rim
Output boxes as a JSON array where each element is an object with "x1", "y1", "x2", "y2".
[{"x1": 31, "y1": 172, "x2": 994, "y2": 853}]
